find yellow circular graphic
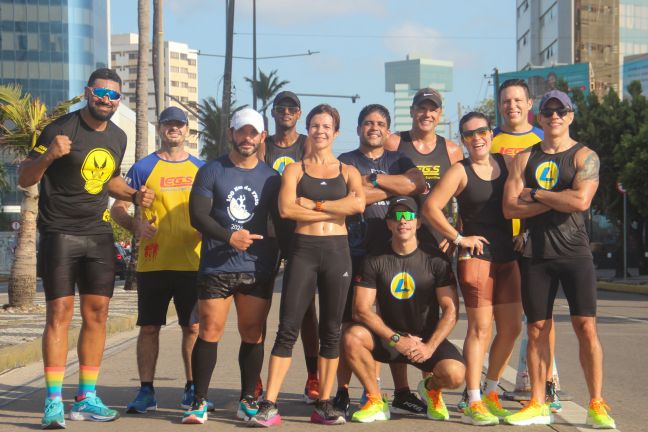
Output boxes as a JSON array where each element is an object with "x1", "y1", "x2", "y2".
[
  {"x1": 272, "y1": 156, "x2": 295, "y2": 175},
  {"x1": 102, "y1": 209, "x2": 111, "y2": 222},
  {"x1": 390, "y1": 272, "x2": 416, "y2": 300},
  {"x1": 534, "y1": 161, "x2": 559, "y2": 190},
  {"x1": 81, "y1": 149, "x2": 116, "y2": 194}
]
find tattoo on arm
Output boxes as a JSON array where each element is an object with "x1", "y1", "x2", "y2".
[{"x1": 576, "y1": 152, "x2": 600, "y2": 182}]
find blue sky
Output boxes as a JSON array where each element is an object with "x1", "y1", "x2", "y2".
[{"x1": 110, "y1": 0, "x2": 517, "y2": 154}]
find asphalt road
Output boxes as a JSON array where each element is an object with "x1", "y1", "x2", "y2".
[{"x1": 0, "y1": 279, "x2": 644, "y2": 432}]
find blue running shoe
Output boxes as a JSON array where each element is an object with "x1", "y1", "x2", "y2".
[
  {"x1": 69, "y1": 392, "x2": 119, "y2": 422},
  {"x1": 237, "y1": 395, "x2": 259, "y2": 420},
  {"x1": 180, "y1": 384, "x2": 214, "y2": 411},
  {"x1": 126, "y1": 386, "x2": 157, "y2": 414},
  {"x1": 42, "y1": 396, "x2": 66, "y2": 429},
  {"x1": 182, "y1": 399, "x2": 209, "y2": 424}
]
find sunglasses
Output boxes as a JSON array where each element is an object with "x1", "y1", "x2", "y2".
[
  {"x1": 90, "y1": 87, "x2": 121, "y2": 101},
  {"x1": 461, "y1": 127, "x2": 490, "y2": 140},
  {"x1": 386, "y1": 210, "x2": 417, "y2": 221},
  {"x1": 274, "y1": 105, "x2": 299, "y2": 114},
  {"x1": 540, "y1": 107, "x2": 571, "y2": 118}
]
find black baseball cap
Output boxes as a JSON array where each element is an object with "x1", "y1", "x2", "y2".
[
  {"x1": 387, "y1": 196, "x2": 418, "y2": 214},
  {"x1": 159, "y1": 106, "x2": 188, "y2": 124},
  {"x1": 273, "y1": 91, "x2": 301, "y2": 108},
  {"x1": 412, "y1": 88, "x2": 443, "y2": 108}
]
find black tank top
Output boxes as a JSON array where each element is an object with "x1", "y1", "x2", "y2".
[
  {"x1": 264, "y1": 134, "x2": 307, "y2": 175},
  {"x1": 457, "y1": 154, "x2": 514, "y2": 262},
  {"x1": 297, "y1": 161, "x2": 348, "y2": 201},
  {"x1": 399, "y1": 132, "x2": 453, "y2": 247},
  {"x1": 524, "y1": 143, "x2": 592, "y2": 259}
]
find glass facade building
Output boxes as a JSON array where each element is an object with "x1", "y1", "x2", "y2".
[{"x1": 0, "y1": 0, "x2": 109, "y2": 108}]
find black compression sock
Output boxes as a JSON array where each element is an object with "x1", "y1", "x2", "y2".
[
  {"x1": 191, "y1": 338, "x2": 218, "y2": 401},
  {"x1": 305, "y1": 356, "x2": 318, "y2": 375},
  {"x1": 239, "y1": 341, "x2": 264, "y2": 399}
]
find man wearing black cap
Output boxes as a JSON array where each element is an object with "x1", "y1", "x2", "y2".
[
  {"x1": 261, "y1": 90, "x2": 321, "y2": 404},
  {"x1": 111, "y1": 106, "x2": 205, "y2": 413},
  {"x1": 385, "y1": 88, "x2": 463, "y2": 252},
  {"x1": 503, "y1": 90, "x2": 615, "y2": 428},
  {"x1": 342, "y1": 196, "x2": 465, "y2": 423}
]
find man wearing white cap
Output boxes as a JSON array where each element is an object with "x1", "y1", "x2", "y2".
[{"x1": 182, "y1": 108, "x2": 281, "y2": 425}]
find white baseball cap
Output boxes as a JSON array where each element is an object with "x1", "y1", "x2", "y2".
[{"x1": 230, "y1": 108, "x2": 265, "y2": 133}]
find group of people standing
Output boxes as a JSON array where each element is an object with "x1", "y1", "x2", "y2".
[{"x1": 22, "y1": 68, "x2": 615, "y2": 430}]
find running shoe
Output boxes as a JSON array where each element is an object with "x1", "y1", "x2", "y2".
[
  {"x1": 545, "y1": 380, "x2": 563, "y2": 413},
  {"x1": 310, "y1": 399, "x2": 346, "y2": 425},
  {"x1": 180, "y1": 384, "x2": 214, "y2": 411},
  {"x1": 42, "y1": 396, "x2": 66, "y2": 429},
  {"x1": 351, "y1": 396, "x2": 390, "y2": 423},
  {"x1": 586, "y1": 398, "x2": 616, "y2": 429},
  {"x1": 456, "y1": 387, "x2": 469, "y2": 412},
  {"x1": 182, "y1": 399, "x2": 209, "y2": 424},
  {"x1": 126, "y1": 386, "x2": 157, "y2": 414},
  {"x1": 237, "y1": 395, "x2": 259, "y2": 421},
  {"x1": 248, "y1": 400, "x2": 281, "y2": 427},
  {"x1": 417, "y1": 378, "x2": 449, "y2": 421},
  {"x1": 461, "y1": 401, "x2": 500, "y2": 426},
  {"x1": 254, "y1": 376, "x2": 264, "y2": 401},
  {"x1": 482, "y1": 390, "x2": 511, "y2": 418},
  {"x1": 390, "y1": 390, "x2": 426, "y2": 416},
  {"x1": 358, "y1": 377, "x2": 380, "y2": 407},
  {"x1": 69, "y1": 392, "x2": 119, "y2": 422},
  {"x1": 303, "y1": 373, "x2": 319, "y2": 404},
  {"x1": 504, "y1": 400, "x2": 553, "y2": 426},
  {"x1": 332, "y1": 388, "x2": 350, "y2": 419}
]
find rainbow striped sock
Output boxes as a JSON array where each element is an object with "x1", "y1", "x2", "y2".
[
  {"x1": 77, "y1": 365, "x2": 100, "y2": 399},
  {"x1": 44, "y1": 366, "x2": 65, "y2": 399}
]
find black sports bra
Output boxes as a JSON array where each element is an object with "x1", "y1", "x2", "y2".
[{"x1": 297, "y1": 161, "x2": 348, "y2": 201}]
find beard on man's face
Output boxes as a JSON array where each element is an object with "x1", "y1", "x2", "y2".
[
  {"x1": 233, "y1": 139, "x2": 259, "y2": 156},
  {"x1": 87, "y1": 100, "x2": 116, "y2": 122}
]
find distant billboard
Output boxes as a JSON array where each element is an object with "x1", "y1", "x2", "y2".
[
  {"x1": 496, "y1": 63, "x2": 592, "y2": 106},
  {"x1": 623, "y1": 54, "x2": 648, "y2": 98}
]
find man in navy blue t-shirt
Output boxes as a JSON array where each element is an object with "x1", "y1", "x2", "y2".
[
  {"x1": 182, "y1": 108, "x2": 280, "y2": 425},
  {"x1": 334, "y1": 104, "x2": 426, "y2": 417}
]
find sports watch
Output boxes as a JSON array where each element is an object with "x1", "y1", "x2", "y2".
[
  {"x1": 368, "y1": 172, "x2": 379, "y2": 188},
  {"x1": 388, "y1": 333, "x2": 400, "y2": 347}
]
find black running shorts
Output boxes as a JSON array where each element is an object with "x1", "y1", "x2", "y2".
[
  {"x1": 38, "y1": 233, "x2": 116, "y2": 301},
  {"x1": 196, "y1": 272, "x2": 274, "y2": 300},
  {"x1": 136, "y1": 271, "x2": 198, "y2": 327}
]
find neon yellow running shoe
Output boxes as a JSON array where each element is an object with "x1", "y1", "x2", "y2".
[
  {"x1": 586, "y1": 398, "x2": 616, "y2": 429},
  {"x1": 482, "y1": 391, "x2": 511, "y2": 418},
  {"x1": 351, "y1": 396, "x2": 390, "y2": 423},
  {"x1": 417, "y1": 378, "x2": 449, "y2": 421},
  {"x1": 461, "y1": 401, "x2": 499, "y2": 426},
  {"x1": 504, "y1": 400, "x2": 552, "y2": 426}
]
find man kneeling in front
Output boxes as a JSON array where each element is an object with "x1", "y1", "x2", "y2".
[{"x1": 342, "y1": 196, "x2": 465, "y2": 423}]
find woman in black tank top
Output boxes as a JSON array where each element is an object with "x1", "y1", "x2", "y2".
[
  {"x1": 422, "y1": 112, "x2": 522, "y2": 422},
  {"x1": 253, "y1": 105, "x2": 364, "y2": 426}
]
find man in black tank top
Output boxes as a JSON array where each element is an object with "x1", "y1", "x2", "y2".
[
  {"x1": 260, "y1": 91, "x2": 322, "y2": 405},
  {"x1": 503, "y1": 91, "x2": 615, "y2": 428},
  {"x1": 385, "y1": 88, "x2": 463, "y2": 252}
]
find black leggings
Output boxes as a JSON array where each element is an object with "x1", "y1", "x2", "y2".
[{"x1": 272, "y1": 234, "x2": 351, "y2": 359}]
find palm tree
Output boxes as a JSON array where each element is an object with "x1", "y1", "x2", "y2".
[
  {"x1": 245, "y1": 69, "x2": 289, "y2": 129},
  {"x1": 196, "y1": 96, "x2": 239, "y2": 160},
  {"x1": 0, "y1": 84, "x2": 81, "y2": 308}
]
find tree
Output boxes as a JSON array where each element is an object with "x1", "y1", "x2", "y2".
[
  {"x1": 245, "y1": 69, "x2": 289, "y2": 129},
  {"x1": 0, "y1": 84, "x2": 81, "y2": 308},
  {"x1": 197, "y1": 96, "x2": 239, "y2": 160},
  {"x1": 125, "y1": 0, "x2": 151, "y2": 291},
  {"x1": 467, "y1": 98, "x2": 496, "y2": 127}
]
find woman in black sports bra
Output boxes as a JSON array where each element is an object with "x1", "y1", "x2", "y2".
[
  {"x1": 422, "y1": 112, "x2": 522, "y2": 425},
  {"x1": 249, "y1": 104, "x2": 364, "y2": 426}
]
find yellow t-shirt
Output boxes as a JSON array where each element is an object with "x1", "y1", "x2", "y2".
[
  {"x1": 491, "y1": 127, "x2": 544, "y2": 236},
  {"x1": 125, "y1": 153, "x2": 204, "y2": 272}
]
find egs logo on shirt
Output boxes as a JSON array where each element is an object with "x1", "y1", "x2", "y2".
[{"x1": 159, "y1": 176, "x2": 194, "y2": 188}]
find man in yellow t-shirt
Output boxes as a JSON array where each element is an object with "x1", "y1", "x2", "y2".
[{"x1": 111, "y1": 107, "x2": 205, "y2": 413}]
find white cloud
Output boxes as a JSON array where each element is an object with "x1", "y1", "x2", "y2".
[
  {"x1": 238, "y1": 0, "x2": 387, "y2": 25},
  {"x1": 383, "y1": 22, "x2": 445, "y2": 60}
]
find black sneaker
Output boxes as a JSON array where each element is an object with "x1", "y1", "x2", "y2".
[
  {"x1": 311, "y1": 399, "x2": 346, "y2": 425},
  {"x1": 247, "y1": 400, "x2": 281, "y2": 427},
  {"x1": 332, "y1": 389, "x2": 350, "y2": 419},
  {"x1": 390, "y1": 390, "x2": 426, "y2": 416}
]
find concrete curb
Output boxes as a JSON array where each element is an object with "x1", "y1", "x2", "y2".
[
  {"x1": 597, "y1": 281, "x2": 648, "y2": 295},
  {"x1": 0, "y1": 306, "x2": 176, "y2": 374}
]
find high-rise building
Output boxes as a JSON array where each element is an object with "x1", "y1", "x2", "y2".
[
  {"x1": 0, "y1": 0, "x2": 109, "y2": 108},
  {"x1": 384, "y1": 56, "x2": 453, "y2": 133},
  {"x1": 516, "y1": 0, "x2": 620, "y2": 95},
  {"x1": 111, "y1": 33, "x2": 200, "y2": 156}
]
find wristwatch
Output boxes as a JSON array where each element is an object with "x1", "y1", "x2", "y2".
[
  {"x1": 131, "y1": 191, "x2": 139, "y2": 205},
  {"x1": 388, "y1": 333, "x2": 400, "y2": 347},
  {"x1": 368, "y1": 172, "x2": 379, "y2": 188},
  {"x1": 530, "y1": 188, "x2": 539, "y2": 202},
  {"x1": 315, "y1": 200, "x2": 325, "y2": 211}
]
